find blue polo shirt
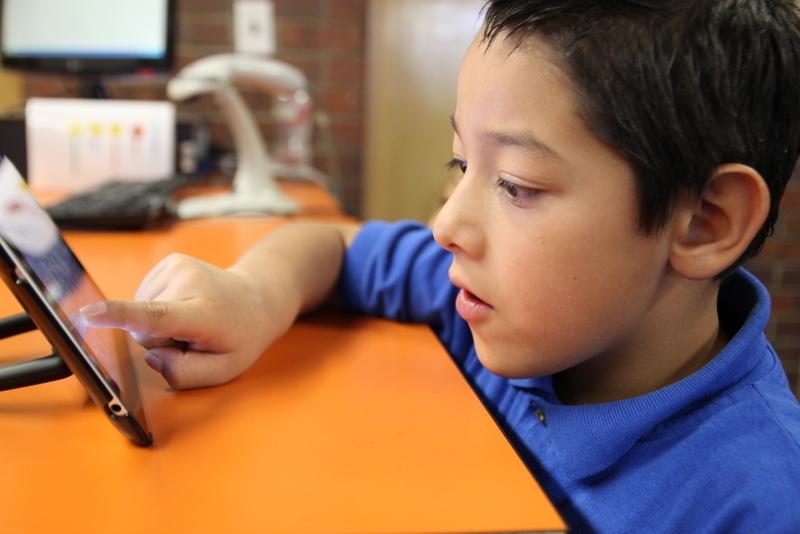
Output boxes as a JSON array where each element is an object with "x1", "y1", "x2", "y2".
[{"x1": 337, "y1": 221, "x2": 800, "y2": 533}]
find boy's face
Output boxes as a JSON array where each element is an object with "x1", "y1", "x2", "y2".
[{"x1": 432, "y1": 34, "x2": 674, "y2": 378}]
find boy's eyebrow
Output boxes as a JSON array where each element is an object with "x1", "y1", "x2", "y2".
[{"x1": 450, "y1": 115, "x2": 562, "y2": 159}]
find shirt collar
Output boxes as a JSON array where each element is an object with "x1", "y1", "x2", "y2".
[{"x1": 512, "y1": 269, "x2": 773, "y2": 479}]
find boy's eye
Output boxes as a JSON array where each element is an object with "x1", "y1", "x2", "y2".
[
  {"x1": 446, "y1": 159, "x2": 539, "y2": 206},
  {"x1": 447, "y1": 158, "x2": 468, "y2": 174},
  {"x1": 495, "y1": 176, "x2": 539, "y2": 206}
]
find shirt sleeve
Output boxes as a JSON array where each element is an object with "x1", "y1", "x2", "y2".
[{"x1": 336, "y1": 220, "x2": 472, "y2": 359}]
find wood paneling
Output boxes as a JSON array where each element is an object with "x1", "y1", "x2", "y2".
[{"x1": 364, "y1": 0, "x2": 483, "y2": 222}]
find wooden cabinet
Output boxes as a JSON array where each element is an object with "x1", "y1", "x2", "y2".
[{"x1": 364, "y1": 0, "x2": 484, "y2": 222}]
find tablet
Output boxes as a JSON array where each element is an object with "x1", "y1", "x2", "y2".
[{"x1": 0, "y1": 155, "x2": 152, "y2": 446}]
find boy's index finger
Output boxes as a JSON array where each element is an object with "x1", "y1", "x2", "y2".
[{"x1": 80, "y1": 299, "x2": 174, "y2": 335}]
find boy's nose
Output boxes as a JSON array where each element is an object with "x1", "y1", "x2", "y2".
[{"x1": 432, "y1": 175, "x2": 483, "y2": 258}]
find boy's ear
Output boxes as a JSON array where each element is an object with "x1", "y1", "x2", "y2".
[{"x1": 669, "y1": 163, "x2": 770, "y2": 280}]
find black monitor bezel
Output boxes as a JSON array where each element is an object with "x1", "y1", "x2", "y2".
[{"x1": 0, "y1": 0, "x2": 176, "y2": 76}]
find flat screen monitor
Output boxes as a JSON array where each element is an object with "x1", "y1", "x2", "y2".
[{"x1": 0, "y1": 0, "x2": 174, "y2": 76}]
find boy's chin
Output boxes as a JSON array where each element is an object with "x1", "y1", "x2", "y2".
[{"x1": 473, "y1": 340, "x2": 558, "y2": 379}]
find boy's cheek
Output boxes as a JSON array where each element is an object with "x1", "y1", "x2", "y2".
[{"x1": 469, "y1": 300, "x2": 594, "y2": 377}]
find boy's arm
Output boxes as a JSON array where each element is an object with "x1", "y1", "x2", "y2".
[
  {"x1": 229, "y1": 221, "x2": 360, "y2": 315},
  {"x1": 80, "y1": 221, "x2": 361, "y2": 390}
]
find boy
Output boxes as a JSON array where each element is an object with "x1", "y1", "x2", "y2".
[{"x1": 81, "y1": 1, "x2": 800, "y2": 530}]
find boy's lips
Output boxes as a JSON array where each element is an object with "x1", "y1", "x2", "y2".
[
  {"x1": 456, "y1": 288, "x2": 494, "y2": 323},
  {"x1": 450, "y1": 277, "x2": 494, "y2": 323}
]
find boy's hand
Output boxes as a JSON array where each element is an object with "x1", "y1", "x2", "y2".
[
  {"x1": 80, "y1": 221, "x2": 354, "y2": 390},
  {"x1": 80, "y1": 253, "x2": 290, "y2": 390}
]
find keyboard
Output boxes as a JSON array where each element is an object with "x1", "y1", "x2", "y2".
[{"x1": 46, "y1": 176, "x2": 193, "y2": 230}]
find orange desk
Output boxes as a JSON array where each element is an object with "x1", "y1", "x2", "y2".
[{"x1": 0, "y1": 184, "x2": 565, "y2": 533}]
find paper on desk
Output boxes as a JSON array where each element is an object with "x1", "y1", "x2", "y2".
[{"x1": 25, "y1": 98, "x2": 175, "y2": 192}]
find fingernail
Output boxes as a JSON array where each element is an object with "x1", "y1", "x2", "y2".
[
  {"x1": 80, "y1": 301, "x2": 108, "y2": 319},
  {"x1": 144, "y1": 352, "x2": 164, "y2": 373}
]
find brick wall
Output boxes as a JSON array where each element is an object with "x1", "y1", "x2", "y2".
[
  {"x1": 21, "y1": 0, "x2": 367, "y2": 215},
  {"x1": 16, "y1": 0, "x2": 800, "y2": 397},
  {"x1": 747, "y1": 179, "x2": 800, "y2": 397}
]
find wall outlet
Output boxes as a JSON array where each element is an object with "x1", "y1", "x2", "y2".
[{"x1": 233, "y1": 0, "x2": 276, "y2": 55}]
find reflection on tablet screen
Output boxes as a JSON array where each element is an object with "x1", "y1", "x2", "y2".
[{"x1": 0, "y1": 159, "x2": 125, "y2": 398}]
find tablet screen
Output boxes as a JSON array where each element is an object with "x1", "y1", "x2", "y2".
[{"x1": 0, "y1": 156, "x2": 146, "y2": 437}]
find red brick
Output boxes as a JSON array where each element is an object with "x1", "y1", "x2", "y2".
[
  {"x1": 112, "y1": 85, "x2": 166, "y2": 101},
  {"x1": 780, "y1": 189, "x2": 800, "y2": 208},
  {"x1": 329, "y1": 122, "x2": 363, "y2": 148},
  {"x1": 776, "y1": 332, "x2": 800, "y2": 344},
  {"x1": 780, "y1": 351, "x2": 798, "y2": 375},
  {"x1": 794, "y1": 371, "x2": 800, "y2": 398},
  {"x1": 178, "y1": 22, "x2": 231, "y2": 47},
  {"x1": 312, "y1": 154, "x2": 362, "y2": 182},
  {"x1": 273, "y1": 0, "x2": 322, "y2": 17},
  {"x1": 759, "y1": 241, "x2": 800, "y2": 258},
  {"x1": 773, "y1": 295, "x2": 797, "y2": 311},
  {"x1": 337, "y1": 154, "x2": 362, "y2": 179},
  {"x1": 325, "y1": 57, "x2": 365, "y2": 85},
  {"x1": 207, "y1": 120, "x2": 235, "y2": 149},
  {"x1": 789, "y1": 362, "x2": 798, "y2": 380},
  {"x1": 774, "y1": 347, "x2": 800, "y2": 364},
  {"x1": 777, "y1": 321, "x2": 800, "y2": 336},
  {"x1": 239, "y1": 88, "x2": 275, "y2": 110},
  {"x1": 178, "y1": 0, "x2": 227, "y2": 14},
  {"x1": 173, "y1": 53, "x2": 210, "y2": 71},
  {"x1": 784, "y1": 267, "x2": 800, "y2": 285},
  {"x1": 318, "y1": 24, "x2": 363, "y2": 51},
  {"x1": 278, "y1": 56, "x2": 322, "y2": 85},
  {"x1": 255, "y1": 123, "x2": 275, "y2": 145},
  {"x1": 278, "y1": 21, "x2": 319, "y2": 48},
  {"x1": 24, "y1": 75, "x2": 73, "y2": 97},
  {"x1": 318, "y1": 89, "x2": 361, "y2": 114},
  {"x1": 311, "y1": 154, "x2": 328, "y2": 169},
  {"x1": 747, "y1": 268, "x2": 774, "y2": 286},
  {"x1": 784, "y1": 270, "x2": 800, "y2": 283},
  {"x1": 327, "y1": 0, "x2": 366, "y2": 20},
  {"x1": 336, "y1": 177, "x2": 362, "y2": 214}
]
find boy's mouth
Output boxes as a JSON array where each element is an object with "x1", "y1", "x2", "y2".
[{"x1": 455, "y1": 287, "x2": 493, "y2": 323}]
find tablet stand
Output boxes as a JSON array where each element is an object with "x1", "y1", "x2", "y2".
[{"x1": 0, "y1": 312, "x2": 72, "y2": 391}]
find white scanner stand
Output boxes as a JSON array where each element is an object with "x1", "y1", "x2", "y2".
[{"x1": 167, "y1": 54, "x2": 307, "y2": 218}]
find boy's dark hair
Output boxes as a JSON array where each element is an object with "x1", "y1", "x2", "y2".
[{"x1": 483, "y1": 0, "x2": 800, "y2": 278}]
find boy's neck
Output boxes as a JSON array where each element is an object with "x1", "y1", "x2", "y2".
[{"x1": 554, "y1": 278, "x2": 727, "y2": 405}]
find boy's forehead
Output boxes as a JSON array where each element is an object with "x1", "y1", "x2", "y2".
[
  {"x1": 460, "y1": 30, "x2": 569, "y2": 96},
  {"x1": 470, "y1": 28, "x2": 560, "y2": 64},
  {"x1": 459, "y1": 31, "x2": 576, "y2": 110},
  {"x1": 455, "y1": 30, "x2": 632, "y2": 178}
]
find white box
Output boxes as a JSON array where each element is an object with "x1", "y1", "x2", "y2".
[{"x1": 25, "y1": 98, "x2": 175, "y2": 192}]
